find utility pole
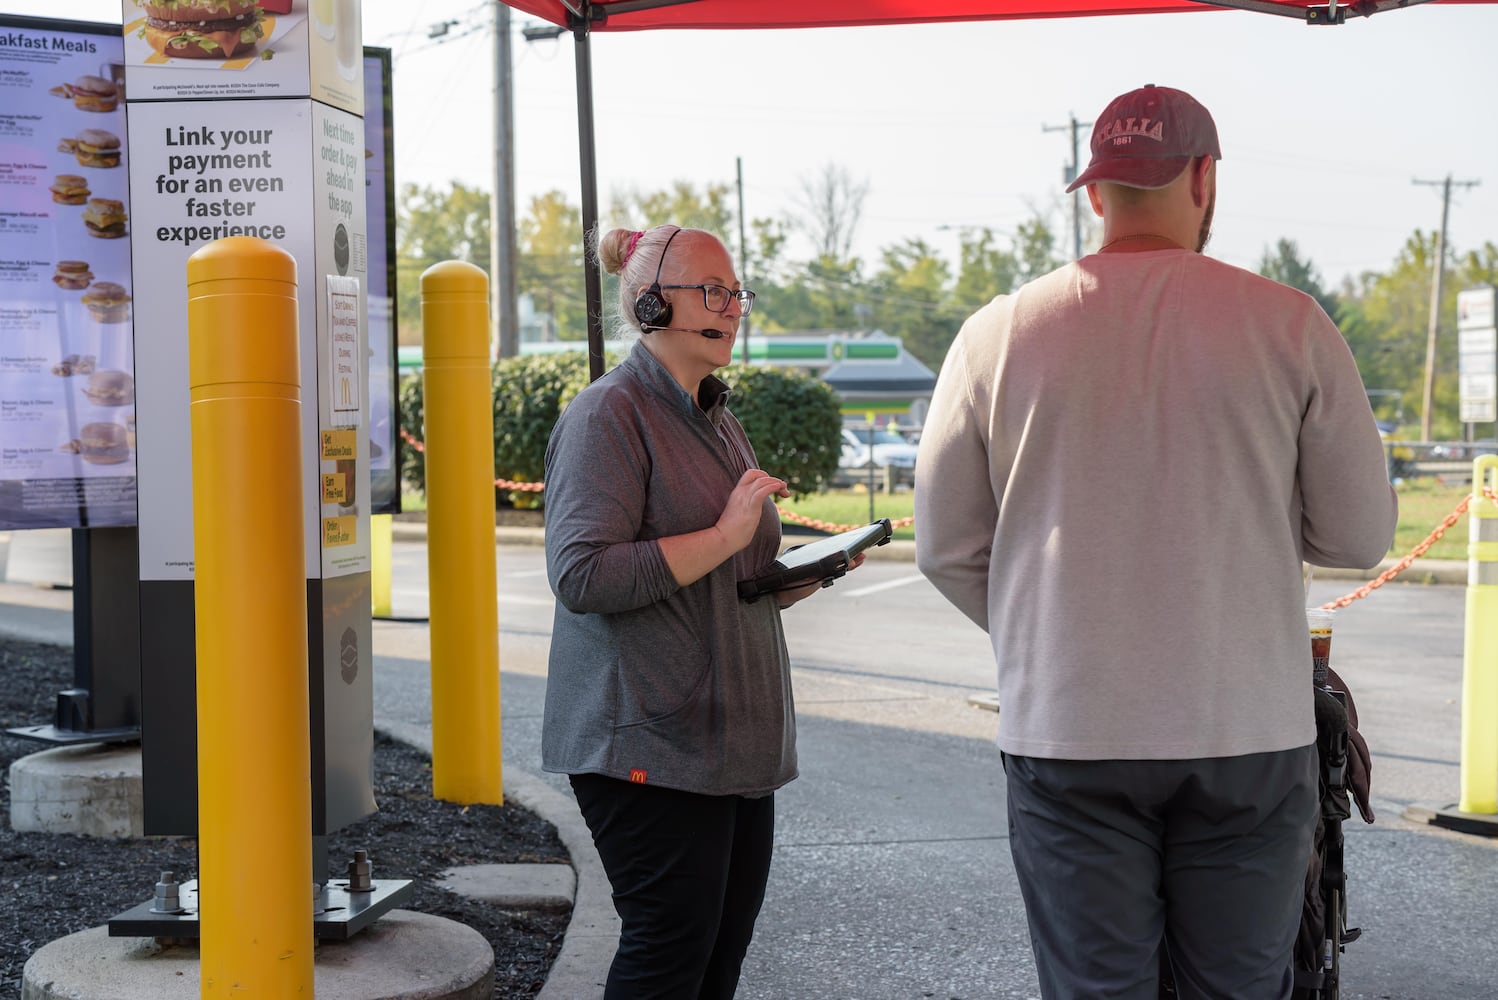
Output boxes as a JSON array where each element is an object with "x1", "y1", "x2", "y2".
[
  {"x1": 491, "y1": 4, "x2": 519, "y2": 358},
  {"x1": 1413, "y1": 174, "x2": 1480, "y2": 441},
  {"x1": 1044, "y1": 113, "x2": 1091, "y2": 260},
  {"x1": 737, "y1": 156, "x2": 750, "y2": 365}
]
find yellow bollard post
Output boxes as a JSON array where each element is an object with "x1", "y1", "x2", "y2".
[
  {"x1": 1458, "y1": 455, "x2": 1498, "y2": 815},
  {"x1": 420, "y1": 260, "x2": 502, "y2": 805},
  {"x1": 371, "y1": 512, "x2": 394, "y2": 617},
  {"x1": 188, "y1": 237, "x2": 313, "y2": 996}
]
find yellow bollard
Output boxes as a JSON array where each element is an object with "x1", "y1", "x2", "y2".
[
  {"x1": 1458, "y1": 455, "x2": 1498, "y2": 815},
  {"x1": 420, "y1": 260, "x2": 502, "y2": 805},
  {"x1": 188, "y1": 237, "x2": 313, "y2": 996},
  {"x1": 371, "y1": 513, "x2": 394, "y2": 617}
]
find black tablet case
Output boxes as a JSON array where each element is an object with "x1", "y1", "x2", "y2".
[{"x1": 738, "y1": 518, "x2": 893, "y2": 603}]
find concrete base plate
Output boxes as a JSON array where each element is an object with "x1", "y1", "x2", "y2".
[
  {"x1": 22, "y1": 909, "x2": 494, "y2": 1000},
  {"x1": 1404, "y1": 803, "x2": 1498, "y2": 838},
  {"x1": 8, "y1": 742, "x2": 144, "y2": 839}
]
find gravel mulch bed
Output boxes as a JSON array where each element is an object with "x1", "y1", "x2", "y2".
[{"x1": 0, "y1": 638, "x2": 570, "y2": 997}]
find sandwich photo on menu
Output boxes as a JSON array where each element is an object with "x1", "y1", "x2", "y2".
[
  {"x1": 78, "y1": 422, "x2": 132, "y2": 465},
  {"x1": 81, "y1": 198, "x2": 128, "y2": 240},
  {"x1": 81, "y1": 282, "x2": 132, "y2": 323},
  {"x1": 49, "y1": 174, "x2": 91, "y2": 205},
  {"x1": 135, "y1": 1, "x2": 267, "y2": 60},
  {"x1": 49, "y1": 75, "x2": 119, "y2": 112},
  {"x1": 67, "y1": 129, "x2": 122, "y2": 169},
  {"x1": 82, "y1": 370, "x2": 135, "y2": 407},
  {"x1": 52, "y1": 261, "x2": 94, "y2": 290}
]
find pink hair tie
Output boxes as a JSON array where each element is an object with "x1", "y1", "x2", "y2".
[{"x1": 623, "y1": 230, "x2": 644, "y2": 263}]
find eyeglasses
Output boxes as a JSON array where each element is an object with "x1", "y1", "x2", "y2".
[{"x1": 661, "y1": 284, "x2": 755, "y2": 316}]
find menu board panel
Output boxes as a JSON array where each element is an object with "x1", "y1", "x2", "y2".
[
  {"x1": 363, "y1": 46, "x2": 396, "y2": 515},
  {"x1": 0, "y1": 15, "x2": 136, "y2": 530}
]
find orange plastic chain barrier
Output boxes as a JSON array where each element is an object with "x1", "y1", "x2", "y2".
[
  {"x1": 774, "y1": 507, "x2": 916, "y2": 532},
  {"x1": 401, "y1": 427, "x2": 545, "y2": 492},
  {"x1": 1321, "y1": 486, "x2": 1498, "y2": 610}
]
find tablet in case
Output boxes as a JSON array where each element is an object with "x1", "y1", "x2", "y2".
[{"x1": 738, "y1": 518, "x2": 893, "y2": 603}]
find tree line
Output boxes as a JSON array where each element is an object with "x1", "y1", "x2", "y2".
[{"x1": 396, "y1": 171, "x2": 1497, "y2": 439}]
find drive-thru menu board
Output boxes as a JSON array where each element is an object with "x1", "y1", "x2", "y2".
[{"x1": 0, "y1": 16, "x2": 136, "y2": 530}]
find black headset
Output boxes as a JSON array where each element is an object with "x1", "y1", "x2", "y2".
[{"x1": 632, "y1": 227, "x2": 683, "y2": 330}]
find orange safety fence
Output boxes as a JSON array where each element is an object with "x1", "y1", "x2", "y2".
[
  {"x1": 1320, "y1": 486, "x2": 1498, "y2": 610},
  {"x1": 401, "y1": 426, "x2": 545, "y2": 493},
  {"x1": 400, "y1": 427, "x2": 1496, "y2": 604}
]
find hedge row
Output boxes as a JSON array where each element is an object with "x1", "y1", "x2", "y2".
[{"x1": 398, "y1": 352, "x2": 844, "y2": 507}]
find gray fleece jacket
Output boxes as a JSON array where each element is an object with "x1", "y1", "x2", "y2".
[{"x1": 541, "y1": 342, "x2": 796, "y2": 796}]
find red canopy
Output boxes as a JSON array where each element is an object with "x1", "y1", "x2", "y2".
[
  {"x1": 501, "y1": 0, "x2": 1487, "y2": 30},
  {"x1": 496, "y1": 0, "x2": 1493, "y2": 378}
]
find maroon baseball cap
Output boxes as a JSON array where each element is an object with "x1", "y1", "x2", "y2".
[{"x1": 1065, "y1": 84, "x2": 1221, "y2": 193}]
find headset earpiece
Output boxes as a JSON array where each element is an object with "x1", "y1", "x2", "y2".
[
  {"x1": 633, "y1": 283, "x2": 672, "y2": 328},
  {"x1": 631, "y1": 227, "x2": 683, "y2": 331}
]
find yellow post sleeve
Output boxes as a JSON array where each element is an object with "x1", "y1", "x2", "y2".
[
  {"x1": 1459, "y1": 455, "x2": 1498, "y2": 815},
  {"x1": 187, "y1": 236, "x2": 313, "y2": 995},
  {"x1": 420, "y1": 260, "x2": 502, "y2": 805},
  {"x1": 371, "y1": 513, "x2": 394, "y2": 617}
]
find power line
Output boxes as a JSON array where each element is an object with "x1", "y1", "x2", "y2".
[{"x1": 1043, "y1": 113, "x2": 1092, "y2": 260}]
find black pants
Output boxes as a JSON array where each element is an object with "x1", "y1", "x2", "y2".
[
  {"x1": 570, "y1": 773, "x2": 775, "y2": 1000},
  {"x1": 1004, "y1": 747, "x2": 1318, "y2": 1000}
]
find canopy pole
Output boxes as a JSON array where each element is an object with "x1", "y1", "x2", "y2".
[{"x1": 570, "y1": 6, "x2": 606, "y2": 381}]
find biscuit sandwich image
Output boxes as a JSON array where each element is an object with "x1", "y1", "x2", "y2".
[
  {"x1": 49, "y1": 175, "x2": 91, "y2": 205},
  {"x1": 138, "y1": 1, "x2": 267, "y2": 60},
  {"x1": 52, "y1": 261, "x2": 94, "y2": 290},
  {"x1": 81, "y1": 282, "x2": 132, "y2": 323},
  {"x1": 79, "y1": 422, "x2": 132, "y2": 465},
  {"x1": 73, "y1": 129, "x2": 122, "y2": 169},
  {"x1": 82, "y1": 198, "x2": 128, "y2": 239},
  {"x1": 82, "y1": 369, "x2": 135, "y2": 407}
]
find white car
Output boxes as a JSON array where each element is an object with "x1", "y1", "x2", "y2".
[{"x1": 839, "y1": 428, "x2": 918, "y2": 475}]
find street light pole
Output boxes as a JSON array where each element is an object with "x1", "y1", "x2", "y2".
[
  {"x1": 737, "y1": 156, "x2": 750, "y2": 365},
  {"x1": 491, "y1": 3, "x2": 519, "y2": 358}
]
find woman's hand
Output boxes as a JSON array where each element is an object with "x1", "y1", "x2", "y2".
[
  {"x1": 658, "y1": 468, "x2": 786, "y2": 588},
  {"x1": 715, "y1": 468, "x2": 788, "y2": 552}
]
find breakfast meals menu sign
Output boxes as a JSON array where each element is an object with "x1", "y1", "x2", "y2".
[{"x1": 0, "y1": 15, "x2": 137, "y2": 530}]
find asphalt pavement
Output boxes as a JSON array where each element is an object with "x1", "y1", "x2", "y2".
[{"x1": 3, "y1": 526, "x2": 1497, "y2": 999}]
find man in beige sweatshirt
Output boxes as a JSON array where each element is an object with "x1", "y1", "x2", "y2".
[{"x1": 915, "y1": 84, "x2": 1397, "y2": 1000}]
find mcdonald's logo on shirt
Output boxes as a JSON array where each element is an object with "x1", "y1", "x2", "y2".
[{"x1": 628, "y1": 768, "x2": 648, "y2": 784}]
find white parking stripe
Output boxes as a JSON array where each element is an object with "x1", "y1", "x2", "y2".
[{"x1": 840, "y1": 574, "x2": 926, "y2": 598}]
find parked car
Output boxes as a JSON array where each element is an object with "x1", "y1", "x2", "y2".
[
  {"x1": 1377, "y1": 421, "x2": 1416, "y2": 480},
  {"x1": 838, "y1": 427, "x2": 919, "y2": 485}
]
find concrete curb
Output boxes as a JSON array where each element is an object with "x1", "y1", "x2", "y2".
[
  {"x1": 373, "y1": 721, "x2": 614, "y2": 1000},
  {"x1": 389, "y1": 519, "x2": 1468, "y2": 584}
]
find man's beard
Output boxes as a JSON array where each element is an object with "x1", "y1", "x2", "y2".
[{"x1": 1195, "y1": 191, "x2": 1216, "y2": 253}]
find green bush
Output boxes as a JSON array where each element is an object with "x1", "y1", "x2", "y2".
[
  {"x1": 398, "y1": 353, "x2": 843, "y2": 505},
  {"x1": 491, "y1": 352, "x2": 602, "y2": 508},
  {"x1": 397, "y1": 369, "x2": 424, "y2": 493},
  {"x1": 720, "y1": 363, "x2": 843, "y2": 499}
]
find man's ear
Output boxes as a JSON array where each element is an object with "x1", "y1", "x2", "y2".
[
  {"x1": 1086, "y1": 184, "x2": 1104, "y2": 218},
  {"x1": 1190, "y1": 156, "x2": 1214, "y2": 208}
]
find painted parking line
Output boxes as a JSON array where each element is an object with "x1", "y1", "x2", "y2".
[{"x1": 840, "y1": 574, "x2": 926, "y2": 598}]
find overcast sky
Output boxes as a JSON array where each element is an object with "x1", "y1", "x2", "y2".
[{"x1": 13, "y1": 0, "x2": 1498, "y2": 287}]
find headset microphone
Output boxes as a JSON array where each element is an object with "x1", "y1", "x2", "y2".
[{"x1": 640, "y1": 325, "x2": 726, "y2": 339}]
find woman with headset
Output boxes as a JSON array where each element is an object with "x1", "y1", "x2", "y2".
[{"x1": 541, "y1": 224, "x2": 853, "y2": 998}]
